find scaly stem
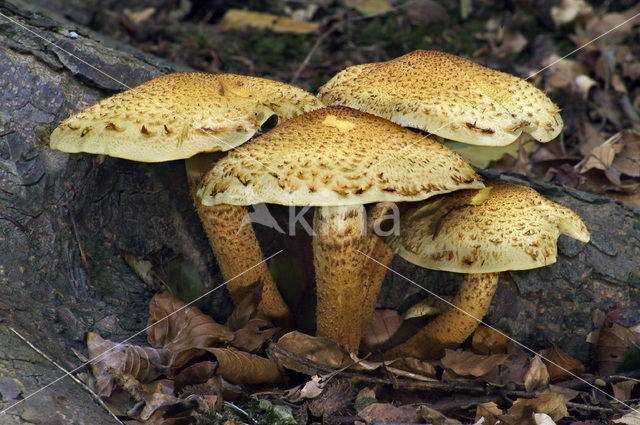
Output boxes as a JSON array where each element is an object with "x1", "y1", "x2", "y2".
[
  {"x1": 186, "y1": 155, "x2": 293, "y2": 328},
  {"x1": 313, "y1": 205, "x2": 366, "y2": 352},
  {"x1": 383, "y1": 272, "x2": 499, "y2": 360}
]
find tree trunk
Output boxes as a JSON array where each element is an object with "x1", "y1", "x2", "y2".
[{"x1": 1, "y1": 0, "x2": 639, "y2": 422}]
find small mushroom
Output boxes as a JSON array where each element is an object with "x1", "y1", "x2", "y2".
[
  {"x1": 197, "y1": 106, "x2": 484, "y2": 352},
  {"x1": 50, "y1": 72, "x2": 323, "y2": 326},
  {"x1": 383, "y1": 180, "x2": 590, "y2": 360},
  {"x1": 318, "y1": 50, "x2": 563, "y2": 146}
]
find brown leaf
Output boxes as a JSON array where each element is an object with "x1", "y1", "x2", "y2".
[
  {"x1": 475, "y1": 401, "x2": 502, "y2": 425},
  {"x1": 594, "y1": 318, "x2": 640, "y2": 375},
  {"x1": 87, "y1": 332, "x2": 172, "y2": 397},
  {"x1": 203, "y1": 347, "x2": 283, "y2": 385},
  {"x1": 362, "y1": 309, "x2": 404, "y2": 350},
  {"x1": 505, "y1": 393, "x2": 568, "y2": 425},
  {"x1": 550, "y1": 0, "x2": 593, "y2": 26},
  {"x1": 173, "y1": 361, "x2": 218, "y2": 387},
  {"x1": 472, "y1": 326, "x2": 509, "y2": 355},
  {"x1": 524, "y1": 355, "x2": 550, "y2": 392},
  {"x1": 147, "y1": 292, "x2": 234, "y2": 368},
  {"x1": 539, "y1": 346, "x2": 585, "y2": 381},
  {"x1": 275, "y1": 331, "x2": 349, "y2": 373},
  {"x1": 441, "y1": 349, "x2": 510, "y2": 377},
  {"x1": 612, "y1": 380, "x2": 637, "y2": 402},
  {"x1": 358, "y1": 403, "x2": 422, "y2": 424},
  {"x1": 393, "y1": 357, "x2": 437, "y2": 379},
  {"x1": 405, "y1": 0, "x2": 449, "y2": 27},
  {"x1": 218, "y1": 9, "x2": 318, "y2": 34}
]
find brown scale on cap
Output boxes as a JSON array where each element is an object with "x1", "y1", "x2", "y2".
[
  {"x1": 318, "y1": 50, "x2": 563, "y2": 147},
  {"x1": 383, "y1": 180, "x2": 590, "y2": 360},
  {"x1": 197, "y1": 106, "x2": 484, "y2": 353},
  {"x1": 51, "y1": 72, "x2": 322, "y2": 162},
  {"x1": 198, "y1": 106, "x2": 483, "y2": 207}
]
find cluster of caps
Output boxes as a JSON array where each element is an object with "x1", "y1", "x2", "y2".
[{"x1": 50, "y1": 50, "x2": 589, "y2": 358}]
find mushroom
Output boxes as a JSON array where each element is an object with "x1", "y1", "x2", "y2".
[
  {"x1": 197, "y1": 106, "x2": 484, "y2": 352},
  {"x1": 318, "y1": 50, "x2": 563, "y2": 146},
  {"x1": 382, "y1": 180, "x2": 590, "y2": 360},
  {"x1": 50, "y1": 72, "x2": 323, "y2": 326}
]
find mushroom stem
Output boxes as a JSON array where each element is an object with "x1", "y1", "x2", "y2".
[
  {"x1": 383, "y1": 272, "x2": 499, "y2": 360},
  {"x1": 313, "y1": 204, "x2": 366, "y2": 352},
  {"x1": 185, "y1": 156, "x2": 293, "y2": 328},
  {"x1": 359, "y1": 203, "x2": 395, "y2": 342}
]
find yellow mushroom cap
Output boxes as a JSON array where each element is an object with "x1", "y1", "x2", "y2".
[
  {"x1": 387, "y1": 180, "x2": 590, "y2": 273},
  {"x1": 50, "y1": 73, "x2": 323, "y2": 162},
  {"x1": 197, "y1": 106, "x2": 484, "y2": 207},
  {"x1": 318, "y1": 50, "x2": 563, "y2": 146}
]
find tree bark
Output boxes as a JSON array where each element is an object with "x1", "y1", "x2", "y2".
[{"x1": 1, "y1": 0, "x2": 639, "y2": 422}]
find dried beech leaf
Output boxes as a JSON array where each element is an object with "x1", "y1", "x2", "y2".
[
  {"x1": 506, "y1": 393, "x2": 568, "y2": 425},
  {"x1": 612, "y1": 380, "x2": 637, "y2": 402},
  {"x1": 362, "y1": 309, "x2": 403, "y2": 349},
  {"x1": 441, "y1": 349, "x2": 510, "y2": 377},
  {"x1": 87, "y1": 332, "x2": 172, "y2": 397},
  {"x1": 539, "y1": 346, "x2": 584, "y2": 381},
  {"x1": 173, "y1": 361, "x2": 218, "y2": 387},
  {"x1": 275, "y1": 331, "x2": 349, "y2": 373},
  {"x1": 147, "y1": 292, "x2": 234, "y2": 368},
  {"x1": 472, "y1": 326, "x2": 509, "y2": 355},
  {"x1": 594, "y1": 319, "x2": 640, "y2": 375},
  {"x1": 524, "y1": 355, "x2": 550, "y2": 392},
  {"x1": 393, "y1": 357, "x2": 437, "y2": 379},
  {"x1": 218, "y1": 9, "x2": 318, "y2": 34},
  {"x1": 230, "y1": 314, "x2": 278, "y2": 354},
  {"x1": 475, "y1": 401, "x2": 502, "y2": 425},
  {"x1": 358, "y1": 403, "x2": 422, "y2": 424},
  {"x1": 203, "y1": 347, "x2": 283, "y2": 385},
  {"x1": 548, "y1": 384, "x2": 581, "y2": 402}
]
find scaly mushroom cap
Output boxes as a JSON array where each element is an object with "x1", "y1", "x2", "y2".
[
  {"x1": 387, "y1": 180, "x2": 590, "y2": 273},
  {"x1": 50, "y1": 73, "x2": 322, "y2": 162},
  {"x1": 318, "y1": 50, "x2": 563, "y2": 146},
  {"x1": 198, "y1": 106, "x2": 484, "y2": 207}
]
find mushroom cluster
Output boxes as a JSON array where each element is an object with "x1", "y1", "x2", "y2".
[{"x1": 50, "y1": 50, "x2": 590, "y2": 360}]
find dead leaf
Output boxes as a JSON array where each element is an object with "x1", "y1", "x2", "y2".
[
  {"x1": 362, "y1": 309, "x2": 403, "y2": 349},
  {"x1": 534, "y1": 412, "x2": 557, "y2": 425},
  {"x1": 524, "y1": 355, "x2": 550, "y2": 392},
  {"x1": 405, "y1": 0, "x2": 449, "y2": 26},
  {"x1": 203, "y1": 347, "x2": 283, "y2": 385},
  {"x1": 147, "y1": 292, "x2": 234, "y2": 368},
  {"x1": 594, "y1": 317, "x2": 640, "y2": 375},
  {"x1": 275, "y1": 331, "x2": 349, "y2": 373},
  {"x1": 355, "y1": 387, "x2": 377, "y2": 412},
  {"x1": 548, "y1": 384, "x2": 581, "y2": 402},
  {"x1": 613, "y1": 408, "x2": 640, "y2": 424},
  {"x1": 542, "y1": 55, "x2": 587, "y2": 90},
  {"x1": 441, "y1": 349, "x2": 510, "y2": 377},
  {"x1": 218, "y1": 9, "x2": 318, "y2": 35},
  {"x1": 550, "y1": 0, "x2": 593, "y2": 26},
  {"x1": 505, "y1": 393, "x2": 568, "y2": 425},
  {"x1": 612, "y1": 380, "x2": 637, "y2": 402},
  {"x1": 394, "y1": 357, "x2": 437, "y2": 379},
  {"x1": 472, "y1": 326, "x2": 509, "y2": 355},
  {"x1": 539, "y1": 346, "x2": 585, "y2": 381},
  {"x1": 358, "y1": 403, "x2": 422, "y2": 424},
  {"x1": 475, "y1": 401, "x2": 502, "y2": 425},
  {"x1": 344, "y1": 0, "x2": 392, "y2": 16},
  {"x1": 87, "y1": 332, "x2": 172, "y2": 397},
  {"x1": 307, "y1": 379, "x2": 355, "y2": 417}
]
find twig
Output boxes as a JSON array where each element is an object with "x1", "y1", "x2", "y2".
[
  {"x1": 0, "y1": 129, "x2": 16, "y2": 138},
  {"x1": 267, "y1": 342, "x2": 483, "y2": 393},
  {"x1": 0, "y1": 212, "x2": 26, "y2": 232},
  {"x1": 65, "y1": 202, "x2": 91, "y2": 284},
  {"x1": 554, "y1": 369, "x2": 640, "y2": 390},
  {"x1": 9, "y1": 327, "x2": 125, "y2": 425},
  {"x1": 566, "y1": 401, "x2": 623, "y2": 414}
]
